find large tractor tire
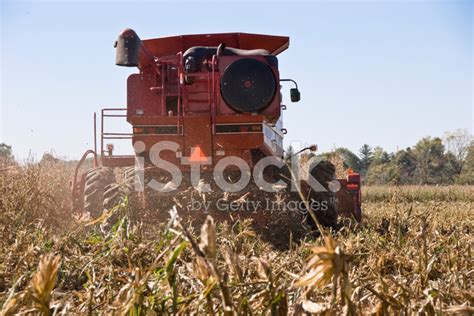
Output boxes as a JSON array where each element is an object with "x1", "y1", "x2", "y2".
[
  {"x1": 305, "y1": 160, "x2": 338, "y2": 229},
  {"x1": 102, "y1": 166, "x2": 136, "y2": 210},
  {"x1": 123, "y1": 166, "x2": 136, "y2": 193},
  {"x1": 83, "y1": 167, "x2": 115, "y2": 218}
]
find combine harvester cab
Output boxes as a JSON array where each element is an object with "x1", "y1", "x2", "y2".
[{"x1": 72, "y1": 28, "x2": 362, "y2": 229}]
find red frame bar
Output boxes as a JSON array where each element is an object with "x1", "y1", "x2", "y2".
[{"x1": 100, "y1": 108, "x2": 133, "y2": 157}]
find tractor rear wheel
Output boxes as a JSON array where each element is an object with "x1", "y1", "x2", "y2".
[
  {"x1": 83, "y1": 167, "x2": 115, "y2": 218},
  {"x1": 102, "y1": 166, "x2": 136, "y2": 210},
  {"x1": 123, "y1": 166, "x2": 136, "y2": 193}
]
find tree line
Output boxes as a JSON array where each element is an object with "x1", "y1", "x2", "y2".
[{"x1": 313, "y1": 129, "x2": 473, "y2": 185}]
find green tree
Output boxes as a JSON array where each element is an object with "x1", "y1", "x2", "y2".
[
  {"x1": 394, "y1": 148, "x2": 417, "y2": 184},
  {"x1": 365, "y1": 162, "x2": 399, "y2": 185},
  {"x1": 364, "y1": 146, "x2": 398, "y2": 184},
  {"x1": 443, "y1": 129, "x2": 473, "y2": 175},
  {"x1": 0, "y1": 143, "x2": 12, "y2": 159},
  {"x1": 41, "y1": 152, "x2": 60, "y2": 164},
  {"x1": 412, "y1": 137, "x2": 447, "y2": 184},
  {"x1": 359, "y1": 144, "x2": 373, "y2": 175},
  {"x1": 285, "y1": 145, "x2": 295, "y2": 161},
  {"x1": 372, "y1": 146, "x2": 392, "y2": 165},
  {"x1": 334, "y1": 147, "x2": 361, "y2": 172},
  {"x1": 441, "y1": 152, "x2": 459, "y2": 184},
  {"x1": 457, "y1": 142, "x2": 474, "y2": 184}
]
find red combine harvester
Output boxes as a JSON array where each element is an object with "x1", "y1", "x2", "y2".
[{"x1": 72, "y1": 29, "x2": 361, "y2": 231}]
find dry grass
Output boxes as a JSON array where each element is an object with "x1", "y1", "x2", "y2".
[
  {"x1": 0, "y1": 161, "x2": 473, "y2": 314},
  {"x1": 363, "y1": 185, "x2": 474, "y2": 203}
]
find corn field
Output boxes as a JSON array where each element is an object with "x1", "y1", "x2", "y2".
[{"x1": 0, "y1": 160, "x2": 473, "y2": 315}]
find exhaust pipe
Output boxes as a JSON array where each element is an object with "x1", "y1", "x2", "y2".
[{"x1": 114, "y1": 28, "x2": 141, "y2": 67}]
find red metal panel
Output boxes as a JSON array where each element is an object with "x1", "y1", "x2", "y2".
[
  {"x1": 127, "y1": 73, "x2": 162, "y2": 123},
  {"x1": 183, "y1": 116, "x2": 213, "y2": 159},
  {"x1": 131, "y1": 116, "x2": 180, "y2": 126},
  {"x1": 133, "y1": 134, "x2": 183, "y2": 152},
  {"x1": 215, "y1": 115, "x2": 264, "y2": 124}
]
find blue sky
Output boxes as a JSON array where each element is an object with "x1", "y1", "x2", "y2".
[{"x1": 1, "y1": 0, "x2": 472, "y2": 160}]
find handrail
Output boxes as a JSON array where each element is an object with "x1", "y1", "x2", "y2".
[{"x1": 100, "y1": 108, "x2": 132, "y2": 156}]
